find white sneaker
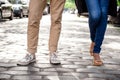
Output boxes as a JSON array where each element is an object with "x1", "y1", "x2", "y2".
[
  {"x1": 50, "y1": 52, "x2": 61, "y2": 65},
  {"x1": 17, "y1": 53, "x2": 36, "y2": 66}
]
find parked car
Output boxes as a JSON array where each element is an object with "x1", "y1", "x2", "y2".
[
  {"x1": 0, "y1": 2, "x2": 2, "y2": 20},
  {"x1": 43, "y1": 3, "x2": 50, "y2": 15},
  {"x1": 12, "y1": 1, "x2": 29, "y2": 18},
  {"x1": 0, "y1": 0, "x2": 14, "y2": 20}
]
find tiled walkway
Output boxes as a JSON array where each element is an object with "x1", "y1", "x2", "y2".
[{"x1": 0, "y1": 13, "x2": 120, "y2": 80}]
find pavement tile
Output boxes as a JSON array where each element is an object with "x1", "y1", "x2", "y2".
[
  {"x1": 44, "y1": 76, "x2": 79, "y2": 80},
  {"x1": 9, "y1": 66, "x2": 40, "y2": 71},
  {"x1": 0, "y1": 74, "x2": 11, "y2": 80},
  {"x1": 12, "y1": 75, "x2": 42, "y2": 80},
  {"x1": 76, "y1": 68, "x2": 102, "y2": 73},
  {"x1": 88, "y1": 73, "x2": 119, "y2": 80}
]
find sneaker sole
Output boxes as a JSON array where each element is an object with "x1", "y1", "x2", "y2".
[
  {"x1": 50, "y1": 61, "x2": 61, "y2": 65},
  {"x1": 17, "y1": 60, "x2": 36, "y2": 66}
]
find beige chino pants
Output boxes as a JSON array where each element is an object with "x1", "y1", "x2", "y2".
[{"x1": 27, "y1": 0, "x2": 65, "y2": 54}]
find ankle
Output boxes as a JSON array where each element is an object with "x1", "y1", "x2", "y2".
[
  {"x1": 90, "y1": 42, "x2": 95, "y2": 53},
  {"x1": 49, "y1": 51, "x2": 57, "y2": 54},
  {"x1": 93, "y1": 53, "x2": 101, "y2": 60},
  {"x1": 27, "y1": 52, "x2": 35, "y2": 57}
]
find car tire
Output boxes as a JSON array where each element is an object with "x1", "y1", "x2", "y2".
[
  {"x1": 19, "y1": 11, "x2": 23, "y2": 18},
  {"x1": 48, "y1": 6, "x2": 50, "y2": 14},
  {"x1": 9, "y1": 11, "x2": 13, "y2": 20},
  {"x1": 26, "y1": 15, "x2": 28, "y2": 17},
  {"x1": 0, "y1": 11, "x2": 2, "y2": 20}
]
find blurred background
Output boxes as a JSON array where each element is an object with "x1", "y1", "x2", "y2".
[{"x1": 0, "y1": 0, "x2": 120, "y2": 26}]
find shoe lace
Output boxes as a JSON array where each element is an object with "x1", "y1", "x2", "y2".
[
  {"x1": 24, "y1": 54, "x2": 33, "y2": 61},
  {"x1": 51, "y1": 53, "x2": 59, "y2": 61}
]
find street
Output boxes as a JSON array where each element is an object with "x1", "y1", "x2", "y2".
[{"x1": 0, "y1": 13, "x2": 120, "y2": 80}]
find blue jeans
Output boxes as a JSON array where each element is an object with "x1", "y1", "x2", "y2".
[{"x1": 85, "y1": 0, "x2": 109, "y2": 53}]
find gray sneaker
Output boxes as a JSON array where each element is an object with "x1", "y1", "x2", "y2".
[
  {"x1": 17, "y1": 53, "x2": 36, "y2": 66},
  {"x1": 50, "y1": 52, "x2": 61, "y2": 65}
]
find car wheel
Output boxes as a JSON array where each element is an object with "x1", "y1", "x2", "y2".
[
  {"x1": 19, "y1": 11, "x2": 23, "y2": 18},
  {"x1": 9, "y1": 11, "x2": 14, "y2": 20},
  {"x1": 0, "y1": 11, "x2": 2, "y2": 20},
  {"x1": 48, "y1": 6, "x2": 50, "y2": 14},
  {"x1": 26, "y1": 15, "x2": 28, "y2": 17}
]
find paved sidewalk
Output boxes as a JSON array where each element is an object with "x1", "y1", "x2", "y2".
[{"x1": 0, "y1": 13, "x2": 120, "y2": 80}]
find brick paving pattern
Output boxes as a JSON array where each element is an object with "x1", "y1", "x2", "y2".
[{"x1": 0, "y1": 13, "x2": 120, "y2": 80}]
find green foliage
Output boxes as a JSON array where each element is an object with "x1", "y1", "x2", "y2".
[
  {"x1": 67, "y1": 0, "x2": 74, "y2": 3},
  {"x1": 117, "y1": 0, "x2": 120, "y2": 6},
  {"x1": 9, "y1": 0, "x2": 76, "y2": 9},
  {"x1": 65, "y1": 0, "x2": 76, "y2": 9}
]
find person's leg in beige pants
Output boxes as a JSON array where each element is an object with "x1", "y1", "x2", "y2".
[
  {"x1": 17, "y1": 0, "x2": 65, "y2": 65},
  {"x1": 27, "y1": 0, "x2": 65, "y2": 54},
  {"x1": 49, "y1": 0, "x2": 66, "y2": 53},
  {"x1": 27, "y1": 0, "x2": 47, "y2": 54}
]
